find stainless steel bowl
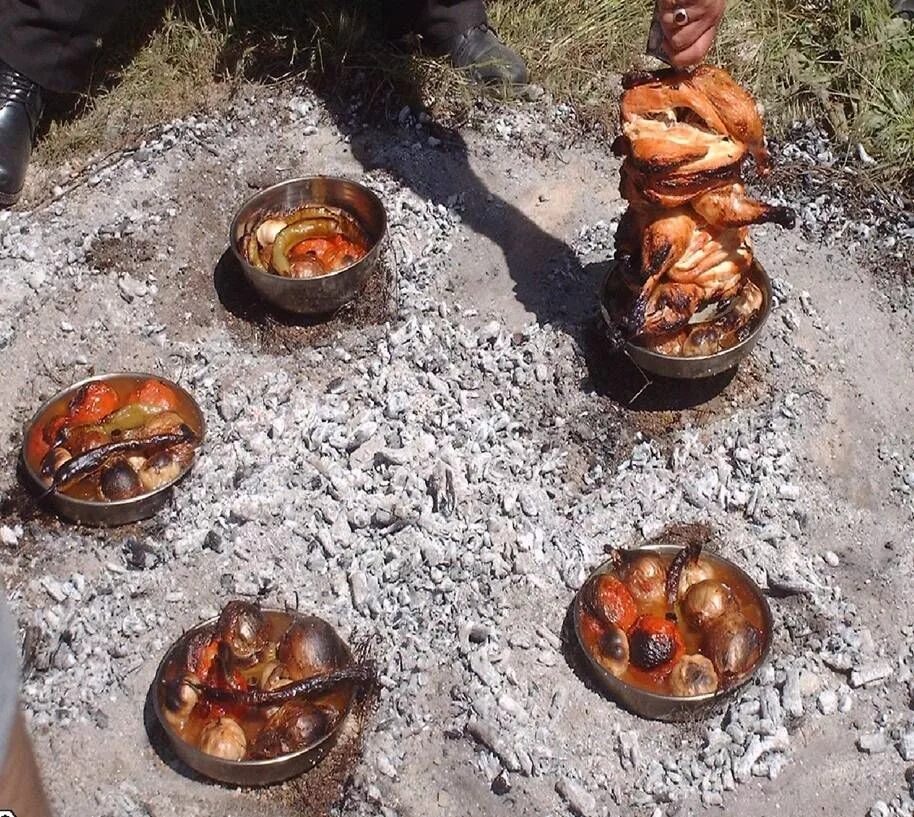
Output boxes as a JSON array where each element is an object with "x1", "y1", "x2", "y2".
[
  {"x1": 230, "y1": 176, "x2": 388, "y2": 316},
  {"x1": 152, "y1": 610, "x2": 355, "y2": 786},
  {"x1": 599, "y1": 259, "x2": 772, "y2": 379},
  {"x1": 574, "y1": 544, "x2": 773, "y2": 722},
  {"x1": 20, "y1": 372, "x2": 205, "y2": 527}
]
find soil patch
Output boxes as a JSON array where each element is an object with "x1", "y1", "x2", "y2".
[
  {"x1": 213, "y1": 250, "x2": 396, "y2": 355},
  {"x1": 581, "y1": 318, "x2": 770, "y2": 439},
  {"x1": 86, "y1": 236, "x2": 157, "y2": 271}
]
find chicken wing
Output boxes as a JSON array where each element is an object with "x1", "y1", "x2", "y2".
[
  {"x1": 691, "y1": 183, "x2": 795, "y2": 229},
  {"x1": 688, "y1": 66, "x2": 770, "y2": 174}
]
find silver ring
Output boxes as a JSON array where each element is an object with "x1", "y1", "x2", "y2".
[{"x1": 673, "y1": 7, "x2": 690, "y2": 25}]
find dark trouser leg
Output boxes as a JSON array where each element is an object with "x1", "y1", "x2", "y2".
[
  {"x1": 0, "y1": 0, "x2": 124, "y2": 93},
  {"x1": 396, "y1": 0, "x2": 487, "y2": 46},
  {"x1": 392, "y1": 0, "x2": 527, "y2": 89}
]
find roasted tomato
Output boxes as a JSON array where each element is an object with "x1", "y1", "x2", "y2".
[
  {"x1": 42, "y1": 414, "x2": 69, "y2": 446},
  {"x1": 578, "y1": 610, "x2": 606, "y2": 647},
  {"x1": 288, "y1": 237, "x2": 337, "y2": 262},
  {"x1": 66, "y1": 382, "x2": 119, "y2": 426},
  {"x1": 583, "y1": 574, "x2": 638, "y2": 632},
  {"x1": 127, "y1": 379, "x2": 180, "y2": 411},
  {"x1": 28, "y1": 423, "x2": 51, "y2": 462},
  {"x1": 579, "y1": 612, "x2": 629, "y2": 678},
  {"x1": 184, "y1": 630, "x2": 220, "y2": 681},
  {"x1": 628, "y1": 614, "x2": 684, "y2": 672}
]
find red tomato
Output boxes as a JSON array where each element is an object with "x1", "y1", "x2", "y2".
[
  {"x1": 28, "y1": 424, "x2": 51, "y2": 463},
  {"x1": 588, "y1": 574, "x2": 639, "y2": 632},
  {"x1": 578, "y1": 610, "x2": 606, "y2": 650},
  {"x1": 189, "y1": 639, "x2": 220, "y2": 683},
  {"x1": 67, "y1": 382, "x2": 119, "y2": 425},
  {"x1": 288, "y1": 238, "x2": 336, "y2": 263},
  {"x1": 197, "y1": 699, "x2": 226, "y2": 721},
  {"x1": 127, "y1": 379, "x2": 179, "y2": 411},
  {"x1": 42, "y1": 414, "x2": 69, "y2": 446},
  {"x1": 628, "y1": 614, "x2": 685, "y2": 677}
]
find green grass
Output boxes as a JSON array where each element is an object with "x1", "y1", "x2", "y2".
[
  {"x1": 490, "y1": 0, "x2": 914, "y2": 185},
  {"x1": 34, "y1": 0, "x2": 914, "y2": 189}
]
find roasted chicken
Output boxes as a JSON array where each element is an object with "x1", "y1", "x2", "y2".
[{"x1": 611, "y1": 65, "x2": 794, "y2": 356}]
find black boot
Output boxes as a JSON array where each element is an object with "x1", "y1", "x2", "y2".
[
  {"x1": 434, "y1": 24, "x2": 529, "y2": 92},
  {"x1": 0, "y1": 61, "x2": 43, "y2": 207}
]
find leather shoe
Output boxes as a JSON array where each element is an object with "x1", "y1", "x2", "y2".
[
  {"x1": 0, "y1": 61, "x2": 43, "y2": 207},
  {"x1": 434, "y1": 24, "x2": 529, "y2": 92}
]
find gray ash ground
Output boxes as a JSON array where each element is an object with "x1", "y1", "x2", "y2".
[{"x1": 1, "y1": 83, "x2": 913, "y2": 817}]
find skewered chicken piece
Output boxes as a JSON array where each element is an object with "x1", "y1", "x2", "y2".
[
  {"x1": 621, "y1": 117, "x2": 747, "y2": 176},
  {"x1": 688, "y1": 66, "x2": 771, "y2": 174},
  {"x1": 610, "y1": 64, "x2": 793, "y2": 355},
  {"x1": 623, "y1": 218, "x2": 751, "y2": 336},
  {"x1": 621, "y1": 161, "x2": 742, "y2": 210},
  {"x1": 637, "y1": 252, "x2": 748, "y2": 336},
  {"x1": 641, "y1": 279, "x2": 764, "y2": 356},
  {"x1": 636, "y1": 282, "x2": 709, "y2": 337},
  {"x1": 620, "y1": 66, "x2": 770, "y2": 174},
  {"x1": 691, "y1": 183, "x2": 795, "y2": 229},
  {"x1": 615, "y1": 207, "x2": 699, "y2": 286},
  {"x1": 665, "y1": 226, "x2": 752, "y2": 291},
  {"x1": 620, "y1": 71, "x2": 730, "y2": 134}
]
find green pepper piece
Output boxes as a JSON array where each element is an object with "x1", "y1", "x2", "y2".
[
  {"x1": 271, "y1": 218, "x2": 340, "y2": 275},
  {"x1": 98, "y1": 404, "x2": 164, "y2": 435}
]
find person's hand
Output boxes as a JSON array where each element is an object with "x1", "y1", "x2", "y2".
[{"x1": 658, "y1": 0, "x2": 726, "y2": 68}]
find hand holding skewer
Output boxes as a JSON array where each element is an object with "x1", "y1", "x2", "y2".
[{"x1": 658, "y1": 0, "x2": 727, "y2": 68}]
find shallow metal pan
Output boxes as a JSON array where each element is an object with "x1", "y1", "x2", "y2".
[
  {"x1": 599, "y1": 259, "x2": 773, "y2": 379},
  {"x1": 20, "y1": 372, "x2": 205, "y2": 527},
  {"x1": 573, "y1": 544, "x2": 773, "y2": 722},
  {"x1": 151, "y1": 610, "x2": 355, "y2": 786}
]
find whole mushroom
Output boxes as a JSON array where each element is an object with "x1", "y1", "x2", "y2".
[
  {"x1": 277, "y1": 619, "x2": 341, "y2": 679},
  {"x1": 668, "y1": 654, "x2": 719, "y2": 696},
  {"x1": 678, "y1": 558, "x2": 715, "y2": 597},
  {"x1": 162, "y1": 674, "x2": 199, "y2": 730},
  {"x1": 620, "y1": 553, "x2": 667, "y2": 605}
]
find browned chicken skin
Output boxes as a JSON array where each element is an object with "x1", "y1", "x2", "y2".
[
  {"x1": 691, "y1": 183, "x2": 795, "y2": 229},
  {"x1": 620, "y1": 65, "x2": 770, "y2": 175},
  {"x1": 612, "y1": 65, "x2": 793, "y2": 354}
]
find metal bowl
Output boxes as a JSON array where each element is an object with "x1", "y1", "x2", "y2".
[
  {"x1": 20, "y1": 372, "x2": 205, "y2": 527},
  {"x1": 573, "y1": 544, "x2": 773, "y2": 722},
  {"x1": 599, "y1": 259, "x2": 772, "y2": 379},
  {"x1": 230, "y1": 176, "x2": 388, "y2": 316},
  {"x1": 152, "y1": 610, "x2": 355, "y2": 786}
]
